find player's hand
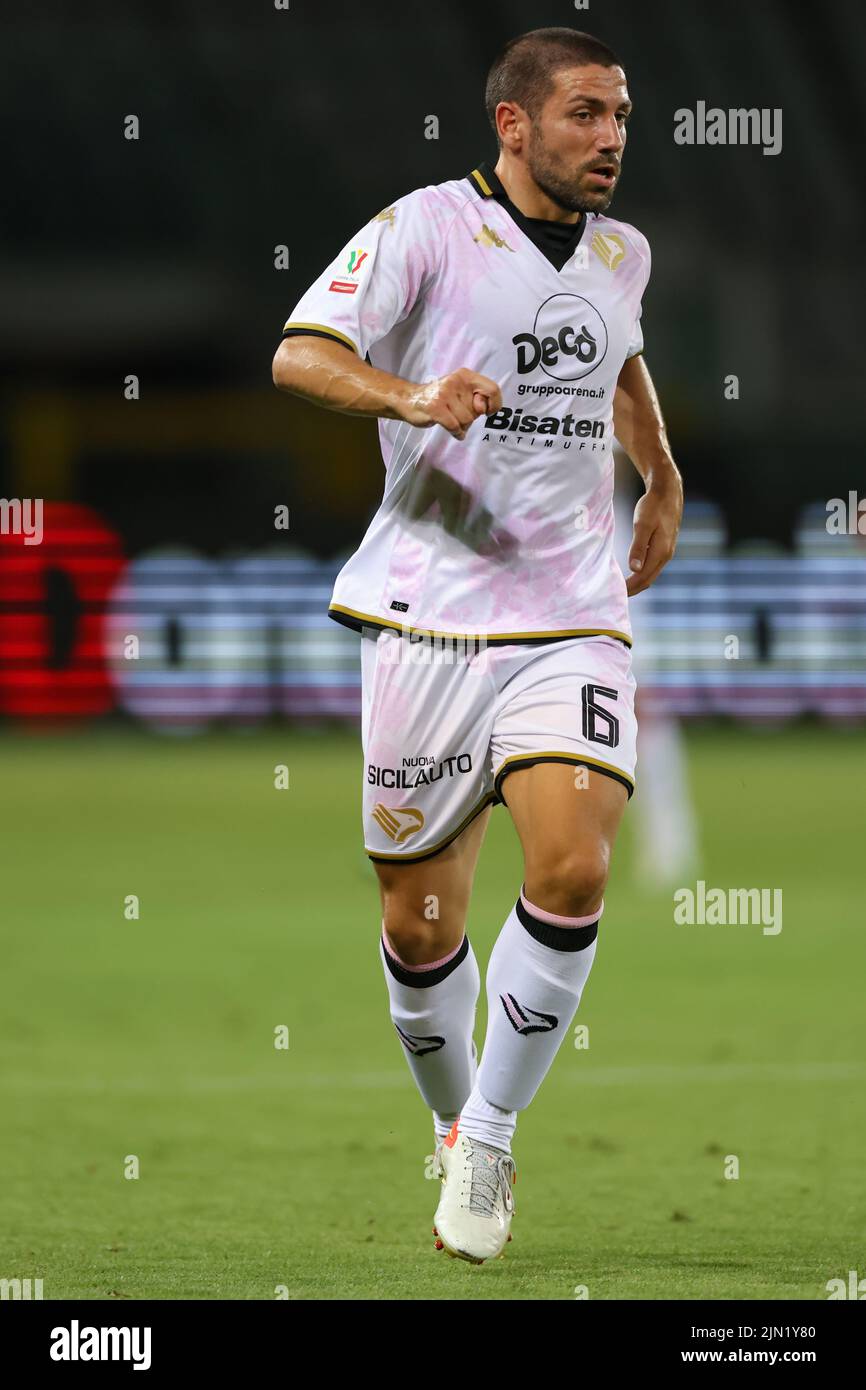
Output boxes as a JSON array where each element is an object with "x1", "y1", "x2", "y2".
[
  {"x1": 626, "y1": 475, "x2": 683, "y2": 596},
  {"x1": 399, "y1": 368, "x2": 502, "y2": 440}
]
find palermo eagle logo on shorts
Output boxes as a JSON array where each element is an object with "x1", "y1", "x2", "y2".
[
  {"x1": 500, "y1": 993, "x2": 559, "y2": 1035},
  {"x1": 372, "y1": 804, "x2": 425, "y2": 843}
]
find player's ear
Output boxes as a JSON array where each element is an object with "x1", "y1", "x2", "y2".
[{"x1": 496, "y1": 100, "x2": 521, "y2": 150}]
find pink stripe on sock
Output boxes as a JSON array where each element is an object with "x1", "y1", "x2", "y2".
[
  {"x1": 381, "y1": 925, "x2": 465, "y2": 972},
  {"x1": 520, "y1": 890, "x2": 604, "y2": 927}
]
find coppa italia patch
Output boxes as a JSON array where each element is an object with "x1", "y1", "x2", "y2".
[
  {"x1": 345, "y1": 248, "x2": 369, "y2": 274},
  {"x1": 329, "y1": 246, "x2": 370, "y2": 293}
]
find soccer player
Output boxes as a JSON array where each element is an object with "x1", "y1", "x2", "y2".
[{"x1": 273, "y1": 27, "x2": 683, "y2": 1264}]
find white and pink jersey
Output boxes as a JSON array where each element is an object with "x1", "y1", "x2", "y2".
[{"x1": 282, "y1": 162, "x2": 650, "y2": 646}]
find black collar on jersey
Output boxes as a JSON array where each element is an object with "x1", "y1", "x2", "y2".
[{"x1": 467, "y1": 161, "x2": 590, "y2": 272}]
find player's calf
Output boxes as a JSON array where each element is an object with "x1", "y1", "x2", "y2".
[
  {"x1": 374, "y1": 816, "x2": 489, "y2": 1144},
  {"x1": 378, "y1": 921, "x2": 480, "y2": 1145},
  {"x1": 457, "y1": 768, "x2": 624, "y2": 1166}
]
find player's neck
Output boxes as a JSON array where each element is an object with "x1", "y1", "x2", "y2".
[{"x1": 492, "y1": 154, "x2": 582, "y2": 226}]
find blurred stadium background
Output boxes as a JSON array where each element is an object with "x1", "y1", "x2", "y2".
[{"x1": 1, "y1": 1, "x2": 865, "y2": 1300}]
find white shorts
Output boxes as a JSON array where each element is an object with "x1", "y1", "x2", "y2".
[{"x1": 360, "y1": 628, "x2": 637, "y2": 863}]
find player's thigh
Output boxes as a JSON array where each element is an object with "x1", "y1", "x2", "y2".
[
  {"x1": 503, "y1": 763, "x2": 628, "y2": 914},
  {"x1": 491, "y1": 635, "x2": 636, "y2": 914},
  {"x1": 505, "y1": 761, "x2": 625, "y2": 878},
  {"x1": 374, "y1": 804, "x2": 492, "y2": 964}
]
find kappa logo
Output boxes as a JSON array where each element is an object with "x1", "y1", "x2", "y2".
[
  {"x1": 372, "y1": 803, "x2": 425, "y2": 843},
  {"x1": 474, "y1": 223, "x2": 515, "y2": 252},
  {"x1": 590, "y1": 231, "x2": 626, "y2": 271},
  {"x1": 500, "y1": 993, "x2": 559, "y2": 1035},
  {"x1": 394, "y1": 1023, "x2": 445, "y2": 1056}
]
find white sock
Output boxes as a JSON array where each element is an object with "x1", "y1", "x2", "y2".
[
  {"x1": 433, "y1": 1041, "x2": 477, "y2": 1142},
  {"x1": 474, "y1": 890, "x2": 601, "y2": 1114},
  {"x1": 380, "y1": 927, "x2": 480, "y2": 1129},
  {"x1": 458, "y1": 1083, "x2": 517, "y2": 1154}
]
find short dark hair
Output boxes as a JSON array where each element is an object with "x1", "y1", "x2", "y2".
[{"x1": 485, "y1": 28, "x2": 621, "y2": 139}]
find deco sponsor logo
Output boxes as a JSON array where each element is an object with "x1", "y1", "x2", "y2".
[{"x1": 513, "y1": 293, "x2": 608, "y2": 381}]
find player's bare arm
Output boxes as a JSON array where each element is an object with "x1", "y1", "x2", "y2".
[
  {"x1": 272, "y1": 336, "x2": 501, "y2": 441},
  {"x1": 613, "y1": 351, "x2": 684, "y2": 596}
]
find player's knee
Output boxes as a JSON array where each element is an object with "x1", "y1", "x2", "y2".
[
  {"x1": 380, "y1": 895, "x2": 456, "y2": 966},
  {"x1": 526, "y1": 845, "x2": 610, "y2": 917}
]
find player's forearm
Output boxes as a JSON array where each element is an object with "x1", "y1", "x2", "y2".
[
  {"x1": 272, "y1": 336, "x2": 414, "y2": 421},
  {"x1": 613, "y1": 354, "x2": 681, "y2": 495},
  {"x1": 273, "y1": 337, "x2": 502, "y2": 441}
]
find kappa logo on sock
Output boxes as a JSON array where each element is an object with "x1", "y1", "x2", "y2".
[
  {"x1": 394, "y1": 1023, "x2": 445, "y2": 1056},
  {"x1": 499, "y1": 993, "x2": 559, "y2": 1035}
]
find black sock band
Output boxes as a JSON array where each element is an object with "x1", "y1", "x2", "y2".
[
  {"x1": 515, "y1": 896, "x2": 599, "y2": 952},
  {"x1": 381, "y1": 932, "x2": 469, "y2": 988}
]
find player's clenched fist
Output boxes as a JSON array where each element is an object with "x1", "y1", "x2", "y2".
[{"x1": 399, "y1": 368, "x2": 502, "y2": 440}]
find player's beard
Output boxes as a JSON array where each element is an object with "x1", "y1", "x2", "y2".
[{"x1": 526, "y1": 121, "x2": 616, "y2": 215}]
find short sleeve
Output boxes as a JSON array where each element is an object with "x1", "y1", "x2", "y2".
[{"x1": 281, "y1": 190, "x2": 436, "y2": 358}]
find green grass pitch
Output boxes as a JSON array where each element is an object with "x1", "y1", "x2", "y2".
[{"x1": 1, "y1": 722, "x2": 864, "y2": 1300}]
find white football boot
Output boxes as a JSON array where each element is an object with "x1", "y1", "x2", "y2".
[
  {"x1": 433, "y1": 1121, "x2": 516, "y2": 1263},
  {"x1": 432, "y1": 1138, "x2": 444, "y2": 1178}
]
